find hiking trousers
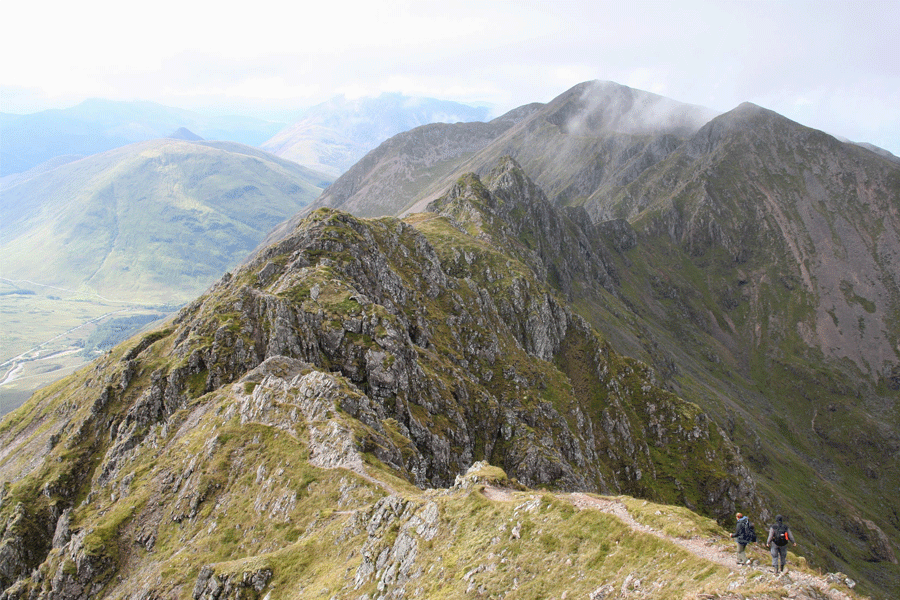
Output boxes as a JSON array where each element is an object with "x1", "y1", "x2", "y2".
[
  {"x1": 735, "y1": 542, "x2": 747, "y2": 564},
  {"x1": 770, "y1": 543, "x2": 787, "y2": 568}
]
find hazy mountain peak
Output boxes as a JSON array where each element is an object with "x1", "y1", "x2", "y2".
[
  {"x1": 685, "y1": 100, "x2": 811, "y2": 157},
  {"x1": 167, "y1": 126, "x2": 204, "y2": 141},
  {"x1": 0, "y1": 100, "x2": 287, "y2": 176},
  {"x1": 544, "y1": 80, "x2": 719, "y2": 138},
  {"x1": 260, "y1": 93, "x2": 492, "y2": 176}
]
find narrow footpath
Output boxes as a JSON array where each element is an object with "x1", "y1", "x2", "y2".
[{"x1": 483, "y1": 486, "x2": 860, "y2": 600}]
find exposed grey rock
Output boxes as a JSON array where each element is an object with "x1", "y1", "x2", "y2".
[
  {"x1": 51, "y1": 508, "x2": 72, "y2": 549},
  {"x1": 353, "y1": 496, "x2": 441, "y2": 596},
  {"x1": 192, "y1": 565, "x2": 272, "y2": 599},
  {"x1": 0, "y1": 503, "x2": 46, "y2": 590}
]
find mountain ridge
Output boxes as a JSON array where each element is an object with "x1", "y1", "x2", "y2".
[
  {"x1": 256, "y1": 82, "x2": 900, "y2": 597},
  {"x1": 0, "y1": 159, "x2": 777, "y2": 598},
  {"x1": 1, "y1": 81, "x2": 897, "y2": 599},
  {"x1": 299, "y1": 81, "x2": 720, "y2": 219}
]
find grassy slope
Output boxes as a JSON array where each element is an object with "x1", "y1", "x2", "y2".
[{"x1": 0, "y1": 138, "x2": 330, "y2": 304}]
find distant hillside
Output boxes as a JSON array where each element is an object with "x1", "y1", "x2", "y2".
[
  {"x1": 0, "y1": 99, "x2": 287, "y2": 176},
  {"x1": 260, "y1": 93, "x2": 492, "y2": 176},
  {"x1": 0, "y1": 138, "x2": 331, "y2": 303}
]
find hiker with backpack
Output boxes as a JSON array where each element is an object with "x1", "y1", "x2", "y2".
[
  {"x1": 766, "y1": 514, "x2": 796, "y2": 574},
  {"x1": 730, "y1": 512, "x2": 756, "y2": 564}
]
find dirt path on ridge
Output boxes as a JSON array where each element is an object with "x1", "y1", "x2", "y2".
[
  {"x1": 481, "y1": 486, "x2": 858, "y2": 600},
  {"x1": 567, "y1": 492, "x2": 741, "y2": 572}
]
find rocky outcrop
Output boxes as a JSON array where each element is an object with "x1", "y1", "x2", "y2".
[
  {"x1": 0, "y1": 504, "x2": 45, "y2": 591},
  {"x1": 428, "y1": 157, "x2": 620, "y2": 301},
  {"x1": 350, "y1": 496, "x2": 441, "y2": 597},
  {"x1": 192, "y1": 565, "x2": 272, "y2": 600}
]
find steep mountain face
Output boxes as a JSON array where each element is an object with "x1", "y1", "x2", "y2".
[
  {"x1": 261, "y1": 82, "x2": 900, "y2": 598},
  {"x1": 599, "y1": 102, "x2": 900, "y2": 382},
  {"x1": 0, "y1": 161, "x2": 763, "y2": 598},
  {"x1": 1, "y1": 138, "x2": 331, "y2": 304},
  {"x1": 259, "y1": 93, "x2": 492, "y2": 177},
  {"x1": 0, "y1": 99, "x2": 287, "y2": 176},
  {"x1": 425, "y1": 157, "x2": 620, "y2": 303},
  {"x1": 581, "y1": 105, "x2": 900, "y2": 598}
]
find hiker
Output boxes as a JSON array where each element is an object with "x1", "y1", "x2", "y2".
[
  {"x1": 766, "y1": 514, "x2": 796, "y2": 574},
  {"x1": 730, "y1": 512, "x2": 755, "y2": 564}
]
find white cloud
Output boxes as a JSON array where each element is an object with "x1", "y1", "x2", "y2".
[{"x1": 2, "y1": 0, "x2": 898, "y2": 154}]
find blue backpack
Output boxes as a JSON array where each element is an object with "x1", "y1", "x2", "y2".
[{"x1": 746, "y1": 521, "x2": 758, "y2": 543}]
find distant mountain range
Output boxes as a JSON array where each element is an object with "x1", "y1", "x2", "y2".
[
  {"x1": 0, "y1": 95, "x2": 493, "y2": 179},
  {"x1": 260, "y1": 93, "x2": 492, "y2": 176},
  {"x1": 0, "y1": 99, "x2": 288, "y2": 176}
]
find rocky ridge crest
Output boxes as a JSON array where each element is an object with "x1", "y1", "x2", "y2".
[{"x1": 1, "y1": 159, "x2": 762, "y2": 598}]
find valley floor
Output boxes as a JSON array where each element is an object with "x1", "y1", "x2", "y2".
[{"x1": 0, "y1": 279, "x2": 173, "y2": 415}]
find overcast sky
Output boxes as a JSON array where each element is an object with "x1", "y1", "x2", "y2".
[{"x1": 2, "y1": 0, "x2": 898, "y2": 155}]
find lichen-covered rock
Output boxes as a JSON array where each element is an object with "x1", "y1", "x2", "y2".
[
  {"x1": 352, "y1": 496, "x2": 441, "y2": 597},
  {"x1": 0, "y1": 503, "x2": 48, "y2": 590},
  {"x1": 192, "y1": 565, "x2": 272, "y2": 600}
]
